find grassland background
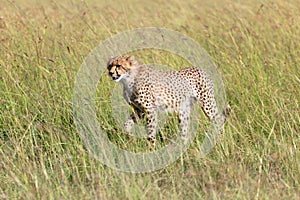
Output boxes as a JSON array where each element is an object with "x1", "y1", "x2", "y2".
[{"x1": 0, "y1": 0, "x2": 299, "y2": 199}]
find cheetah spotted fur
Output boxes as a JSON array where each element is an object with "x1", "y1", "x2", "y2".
[{"x1": 107, "y1": 55, "x2": 229, "y2": 150}]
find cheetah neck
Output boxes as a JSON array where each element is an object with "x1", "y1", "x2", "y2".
[
  {"x1": 120, "y1": 64, "x2": 142, "y2": 82},
  {"x1": 118, "y1": 64, "x2": 144, "y2": 94}
]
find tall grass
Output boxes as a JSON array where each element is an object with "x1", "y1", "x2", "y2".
[{"x1": 0, "y1": 0, "x2": 299, "y2": 199}]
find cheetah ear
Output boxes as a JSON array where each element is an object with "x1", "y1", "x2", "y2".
[
  {"x1": 127, "y1": 55, "x2": 137, "y2": 66},
  {"x1": 109, "y1": 56, "x2": 118, "y2": 63},
  {"x1": 108, "y1": 56, "x2": 115, "y2": 65},
  {"x1": 128, "y1": 55, "x2": 135, "y2": 60}
]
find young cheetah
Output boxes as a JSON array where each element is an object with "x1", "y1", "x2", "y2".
[{"x1": 107, "y1": 55, "x2": 229, "y2": 150}]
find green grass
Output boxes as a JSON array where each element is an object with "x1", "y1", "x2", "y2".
[{"x1": 1, "y1": 0, "x2": 299, "y2": 199}]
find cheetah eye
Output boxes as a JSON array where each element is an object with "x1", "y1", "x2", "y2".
[{"x1": 115, "y1": 64, "x2": 121, "y2": 69}]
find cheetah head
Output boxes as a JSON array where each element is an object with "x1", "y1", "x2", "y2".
[{"x1": 107, "y1": 55, "x2": 138, "y2": 82}]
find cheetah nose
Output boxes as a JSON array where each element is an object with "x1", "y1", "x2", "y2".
[{"x1": 109, "y1": 71, "x2": 114, "y2": 76}]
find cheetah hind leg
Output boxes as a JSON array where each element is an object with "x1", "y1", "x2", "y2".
[
  {"x1": 197, "y1": 86, "x2": 230, "y2": 133},
  {"x1": 178, "y1": 106, "x2": 191, "y2": 145},
  {"x1": 201, "y1": 96, "x2": 230, "y2": 134}
]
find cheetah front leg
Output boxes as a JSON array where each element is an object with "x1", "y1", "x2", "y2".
[
  {"x1": 123, "y1": 116, "x2": 135, "y2": 135},
  {"x1": 124, "y1": 106, "x2": 144, "y2": 135},
  {"x1": 145, "y1": 108, "x2": 158, "y2": 151}
]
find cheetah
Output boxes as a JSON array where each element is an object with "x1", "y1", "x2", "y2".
[{"x1": 107, "y1": 55, "x2": 229, "y2": 150}]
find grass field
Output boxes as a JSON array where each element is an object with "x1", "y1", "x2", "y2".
[{"x1": 1, "y1": 0, "x2": 299, "y2": 199}]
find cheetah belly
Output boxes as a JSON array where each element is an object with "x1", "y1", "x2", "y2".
[{"x1": 155, "y1": 95, "x2": 179, "y2": 113}]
